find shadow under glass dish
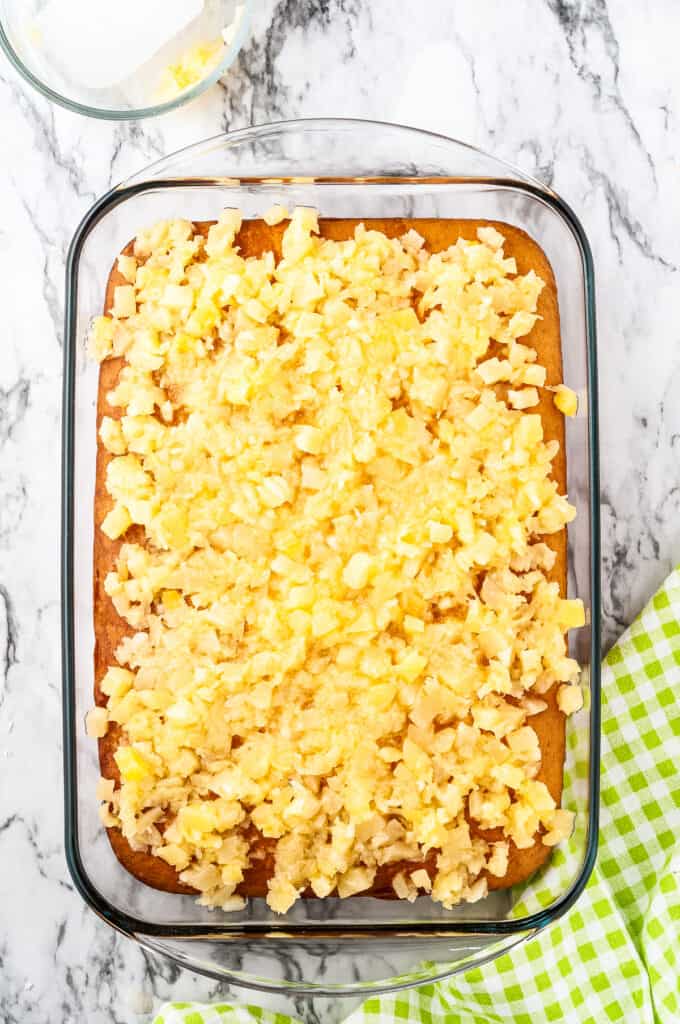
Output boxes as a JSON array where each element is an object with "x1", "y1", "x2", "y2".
[{"x1": 62, "y1": 119, "x2": 600, "y2": 995}]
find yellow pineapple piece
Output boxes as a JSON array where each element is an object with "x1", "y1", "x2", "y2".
[
  {"x1": 553, "y1": 385, "x2": 578, "y2": 417},
  {"x1": 114, "y1": 746, "x2": 153, "y2": 782}
]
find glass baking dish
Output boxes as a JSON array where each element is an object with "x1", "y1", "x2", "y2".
[{"x1": 62, "y1": 119, "x2": 600, "y2": 996}]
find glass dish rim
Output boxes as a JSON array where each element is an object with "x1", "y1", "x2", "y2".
[
  {"x1": 61, "y1": 120, "x2": 601, "y2": 941},
  {"x1": 0, "y1": 1, "x2": 254, "y2": 121}
]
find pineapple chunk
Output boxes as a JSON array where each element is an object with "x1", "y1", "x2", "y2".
[
  {"x1": 85, "y1": 706, "x2": 109, "y2": 738},
  {"x1": 365, "y1": 681, "x2": 398, "y2": 711},
  {"x1": 410, "y1": 868, "x2": 432, "y2": 892},
  {"x1": 157, "y1": 38, "x2": 224, "y2": 102},
  {"x1": 163, "y1": 284, "x2": 193, "y2": 309},
  {"x1": 337, "y1": 866, "x2": 375, "y2": 898},
  {"x1": 177, "y1": 802, "x2": 217, "y2": 840},
  {"x1": 557, "y1": 683, "x2": 584, "y2": 715},
  {"x1": 311, "y1": 604, "x2": 339, "y2": 638},
  {"x1": 99, "y1": 416, "x2": 126, "y2": 455},
  {"x1": 395, "y1": 650, "x2": 428, "y2": 682},
  {"x1": 554, "y1": 385, "x2": 578, "y2": 417},
  {"x1": 543, "y1": 808, "x2": 575, "y2": 846},
  {"x1": 263, "y1": 205, "x2": 290, "y2": 226},
  {"x1": 267, "y1": 877, "x2": 298, "y2": 914},
  {"x1": 294, "y1": 426, "x2": 323, "y2": 454},
  {"x1": 521, "y1": 364, "x2": 547, "y2": 387},
  {"x1": 259, "y1": 475, "x2": 291, "y2": 508},
  {"x1": 157, "y1": 843, "x2": 191, "y2": 870},
  {"x1": 342, "y1": 552, "x2": 373, "y2": 590},
  {"x1": 101, "y1": 503, "x2": 131, "y2": 540},
  {"x1": 403, "y1": 614, "x2": 425, "y2": 635},
  {"x1": 427, "y1": 520, "x2": 453, "y2": 543},
  {"x1": 114, "y1": 746, "x2": 153, "y2": 781},
  {"x1": 111, "y1": 285, "x2": 136, "y2": 319},
  {"x1": 100, "y1": 667, "x2": 134, "y2": 699},
  {"x1": 117, "y1": 255, "x2": 138, "y2": 284},
  {"x1": 508, "y1": 387, "x2": 539, "y2": 410},
  {"x1": 557, "y1": 598, "x2": 586, "y2": 629},
  {"x1": 88, "y1": 315, "x2": 114, "y2": 359}
]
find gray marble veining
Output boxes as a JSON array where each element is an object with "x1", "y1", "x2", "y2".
[{"x1": 1, "y1": 1, "x2": 680, "y2": 1021}]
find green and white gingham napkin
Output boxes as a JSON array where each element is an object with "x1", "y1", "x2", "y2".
[{"x1": 153, "y1": 569, "x2": 680, "y2": 1024}]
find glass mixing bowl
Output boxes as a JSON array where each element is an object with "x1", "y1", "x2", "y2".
[
  {"x1": 0, "y1": 0, "x2": 253, "y2": 119},
  {"x1": 62, "y1": 119, "x2": 600, "y2": 995}
]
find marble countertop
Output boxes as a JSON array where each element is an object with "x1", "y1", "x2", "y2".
[{"x1": 1, "y1": 1, "x2": 679, "y2": 1021}]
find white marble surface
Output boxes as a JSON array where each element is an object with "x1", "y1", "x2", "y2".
[{"x1": 1, "y1": 1, "x2": 680, "y2": 1021}]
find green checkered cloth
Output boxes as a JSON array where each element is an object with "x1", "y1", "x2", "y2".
[{"x1": 153, "y1": 569, "x2": 680, "y2": 1024}]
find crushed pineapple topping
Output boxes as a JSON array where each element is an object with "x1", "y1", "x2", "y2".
[
  {"x1": 156, "y1": 38, "x2": 224, "y2": 103},
  {"x1": 90, "y1": 208, "x2": 583, "y2": 914}
]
